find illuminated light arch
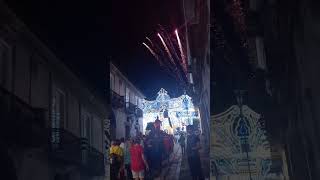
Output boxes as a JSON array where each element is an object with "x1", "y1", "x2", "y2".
[{"x1": 141, "y1": 88, "x2": 200, "y2": 134}]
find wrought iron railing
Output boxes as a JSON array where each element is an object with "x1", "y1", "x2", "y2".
[
  {"x1": 49, "y1": 128, "x2": 82, "y2": 165},
  {"x1": 0, "y1": 86, "x2": 47, "y2": 147},
  {"x1": 80, "y1": 139, "x2": 105, "y2": 176},
  {"x1": 126, "y1": 102, "x2": 136, "y2": 114},
  {"x1": 49, "y1": 130, "x2": 105, "y2": 175},
  {"x1": 110, "y1": 90, "x2": 125, "y2": 108},
  {"x1": 135, "y1": 107, "x2": 143, "y2": 117}
]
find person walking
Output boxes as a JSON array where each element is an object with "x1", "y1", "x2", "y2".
[
  {"x1": 110, "y1": 140, "x2": 124, "y2": 180},
  {"x1": 130, "y1": 137, "x2": 149, "y2": 180},
  {"x1": 179, "y1": 134, "x2": 186, "y2": 155},
  {"x1": 124, "y1": 138, "x2": 133, "y2": 180},
  {"x1": 186, "y1": 126, "x2": 204, "y2": 180},
  {"x1": 147, "y1": 118, "x2": 164, "y2": 178}
]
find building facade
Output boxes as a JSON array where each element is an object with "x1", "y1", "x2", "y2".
[
  {"x1": 182, "y1": 0, "x2": 210, "y2": 149},
  {"x1": 0, "y1": 2, "x2": 107, "y2": 180},
  {"x1": 249, "y1": 0, "x2": 320, "y2": 179},
  {"x1": 212, "y1": 0, "x2": 320, "y2": 179},
  {"x1": 110, "y1": 62, "x2": 144, "y2": 140}
]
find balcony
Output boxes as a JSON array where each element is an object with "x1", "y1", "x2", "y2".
[
  {"x1": 125, "y1": 102, "x2": 136, "y2": 114},
  {"x1": 48, "y1": 128, "x2": 82, "y2": 165},
  {"x1": 110, "y1": 90, "x2": 125, "y2": 109},
  {"x1": 81, "y1": 140, "x2": 105, "y2": 176},
  {"x1": 0, "y1": 86, "x2": 47, "y2": 147},
  {"x1": 49, "y1": 129, "x2": 105, "y2": 175},
  {"x1": 135, "y1": 107, "x2": 143, "y2": 118}
]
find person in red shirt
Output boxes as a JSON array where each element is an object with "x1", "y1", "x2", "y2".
[
  {"x1": 163, "y1": 134, "x2": 171, "y2": 158},
  {"x1": 130, "y1": 137, "x2": 149, "y2": 180}
]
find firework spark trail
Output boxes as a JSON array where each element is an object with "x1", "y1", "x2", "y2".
[
  {"x1": 143, "y1": 38, "x2": 176, "y2": 75},
  {"x1": 142, "y1": 42, "x2": 168, "y2": 69},
  {"x1": 152, "y1": 40, "x2": 176, "y2": 72},
  {"x1": 142, "y1": 42, "x2": 159, "y2": 60},
  {"x1": 146, "y1": 37, "x2": 154, "y2": 46},
  {"x1": 160, "y1": 28, "x2": 185, "y2": 72},
  {"x1": 158, "y1": 26, "x2": 188, "y2": 84},
  {"x1": 157, "y1": 25, "x2": 181, "y2": 69},
  {"x1": 145, "y1": 37, "x2": 173, "y2": 71},
  {"x1": 164, "y1": 30, "x2": 187, "y2": 82},
  {"x1": 175, "y1": 29, "x2": 187, "y2": 73},
  {"x1": 157, "y1": 33, "x2": 175, "y2": 65}
]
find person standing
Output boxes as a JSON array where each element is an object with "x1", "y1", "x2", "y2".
[
  {"x1": 179, "y1": 134, "x2": 186, "y2": 155},
  {"x1": 110, "y1": 140, "x2": 124, "y2": 180},
  {"x1": 147, "y1": 118, "x2": 164, "y2": 177},
  {"x1": 186, "y1": 126, "x2": 204, "y2": 180},
  {"x1": 130, "y1": 138, "x2": 149, "y2": 180},
  {"x1": 124, "y1": 138, "x2": 133, "y2": 180}
]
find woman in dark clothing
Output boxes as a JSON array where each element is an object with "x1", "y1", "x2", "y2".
[
  {"x1": 179, "y1": 134, "x2": 186, "y2": 155},
  {"x1": 186, "y1": 126, "x2": 204, "y2": 180}
]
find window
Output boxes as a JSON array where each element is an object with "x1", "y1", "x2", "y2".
[
  {"x1": 110, "y1": 73, "x2": 114, "y2": 91},
  {"x1": 119, "y1": 79, "x2": 123, "y2": 96},
  {"x1": 135, "y1": 96, "x2": 138, "y2": 105},
  {"x1": 0, "y1": 40, "x2": 10, "y2": 87},
  {"x1": 82, "y1": 114, "x2": 92, "y2": 146},
  {"x1": 51, "y1": 89, "x2": 66, "y2": 129},
  {"x1": 255, "y1": 37, "x2": 267, "y2": 70},
  {"x1": 51, "y1": 88, "x2": 66, "y2": 145},
  {"x1": 126, "y1": 88, "x2": 130, "y2": 102},
  {"x1": 126, "y1": 88, "x2": 130, "y2": 107}
]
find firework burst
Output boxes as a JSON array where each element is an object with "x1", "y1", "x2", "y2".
[
  {"x1": 175, "y1": 29, "x2": 187, "y2": 72},
  {"x1": 142, "y1": 26, "x2": 188, "y2": 87}
]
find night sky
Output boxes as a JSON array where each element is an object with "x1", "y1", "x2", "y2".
[{"x1": 6, "y1": 0, "x2": 185, "y2": 99}]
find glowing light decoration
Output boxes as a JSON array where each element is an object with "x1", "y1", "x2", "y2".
[
  {"x1": 141, "y1": 88, "x2": 200, "y2": 134},
  {"x1": 210, "y1": 105, "x2": 277, "y2": 180}
]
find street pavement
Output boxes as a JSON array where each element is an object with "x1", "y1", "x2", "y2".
[
  {"x1": 153, "y1": 140, "x2": 210, "y2": 180},
  {"x1": 179, "y1": 138, "x2": 210, "y2": 180},
  {"x1": 143, "y1": 135, "x2": 210, "y2": 180}
]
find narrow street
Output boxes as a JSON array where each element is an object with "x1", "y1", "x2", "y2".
[
  {"x1": 160, "y1": 143, "x2": 182, "y2": 180},
  {"x1": 148, "y1": 138, "x2": 209, "y2": 180},
  {"x1": 179, "y1": 143, "x2": 210, "y2": 180}
]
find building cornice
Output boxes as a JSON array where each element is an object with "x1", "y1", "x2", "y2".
[{"x1": 110, "y1": 62, "x2": 145, "y2": 98}]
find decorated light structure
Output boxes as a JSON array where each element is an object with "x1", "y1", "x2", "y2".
[{"x1": 141, "y1": 88, "x2": 200, "y2": 134}]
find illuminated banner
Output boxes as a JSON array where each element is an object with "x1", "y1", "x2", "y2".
[{"x1": 210, "y1": 105, "x2": 275, "y2": 180}]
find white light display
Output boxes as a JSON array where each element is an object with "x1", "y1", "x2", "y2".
[{"x1": 141, "y1": 88, "x2": 200, "y2": 134}]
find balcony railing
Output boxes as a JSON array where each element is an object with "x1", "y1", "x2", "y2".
[
  {"x1": 135, "y1": 107, "x2": 143, "y2": 117},
  {"x1": 81, "y1": 139, "x2": 105, "y2": 176},
  {"x1": 0, "y1": 86, "x2": 47, "y2": 147},
  {"x1": 110, "y1": 90, "x2": 125, "y2": 109},
  {"x1": 49, "y1": 128, "x2": 82, "y2": 165},
  {"x1": 126, "y1": 102, "x2": 136, "y2": 114},
  {"x1": 49, "y1": 129, "x2": 105, "y2": 175}
]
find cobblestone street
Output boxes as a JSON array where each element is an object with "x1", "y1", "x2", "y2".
[{"x1": 147, "y1": 140, "x2": 210, "y2": 180}]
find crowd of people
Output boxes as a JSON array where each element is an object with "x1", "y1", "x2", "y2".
[{"x1": 109, "y1": 118, "x2": 204, "y2": 180}]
